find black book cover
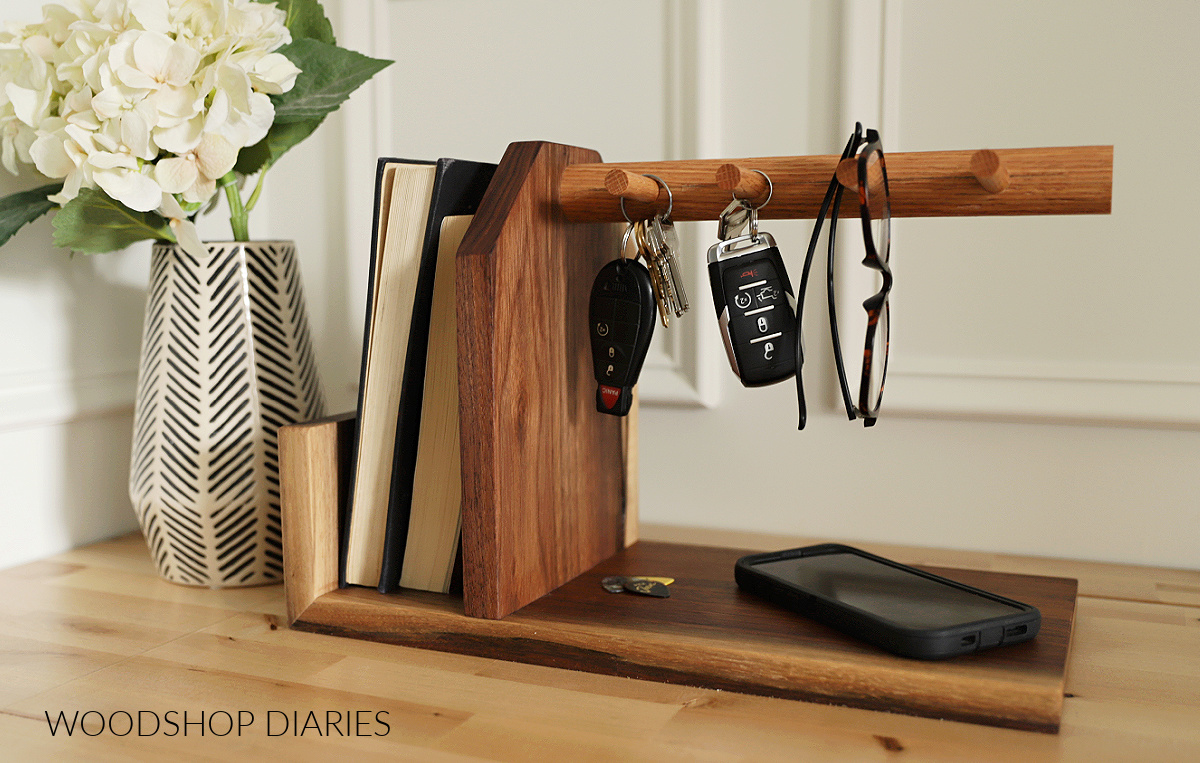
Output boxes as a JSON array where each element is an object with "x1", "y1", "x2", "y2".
[
  {"x1": 339, "y1": 157, "x2": 435, "y2": 588},
  {"x1": 377, "y1": 157, "x2": 497, "y2": 594}
]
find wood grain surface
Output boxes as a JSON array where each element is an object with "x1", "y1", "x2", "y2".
[
  {"x1": 455, "y1": 141, "x2": 627, "y2": 619},
  {"x1": 279, "y1": 413, "x2": 354, "y2": 622},
  {"x1": 4, "y1": 532, "x2": 1195, "y2": 758},
  {"x1": 292, "y1": 541, "x2": 1075, "y2": 733},
  {"x1": 715, "y1": 163, "x2": 772, "y2": 206},
  {"x1": 558, "y1": 146, "x2": 1112, "y2": 222},
  {"x1": 5, "y1": 532, "x2": 1199, "y2": 760}
]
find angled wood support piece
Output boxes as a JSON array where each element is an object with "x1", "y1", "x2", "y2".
[{"x1": 558, "y1": 145, "x2": 1112, "y2": 222}]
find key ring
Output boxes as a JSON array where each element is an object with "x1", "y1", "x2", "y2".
[
  {"x1": 620, "y1": 222, "x2": 637, "y2": 261},
  {"x1": 642, "y1": 173, "x2": 673, "y2": 219},
  {"x1": 633, "y1": 218, "x2": 649, "y2": 257},
  {"x1": 620, "y1": 174, "x2": 674, "y2": 261},
  {"x1": 736, "y1": 169, "x2": 773, "y2": 210},
  {"x1": 619, "y1": 173, "x2": 674, "y2": 225},
  {"x1": 737, "y1": 170, "x2": 772, "y2": 241},
  {"x1": 620, "y1": 218, "x2": 653, "y2": 261}
]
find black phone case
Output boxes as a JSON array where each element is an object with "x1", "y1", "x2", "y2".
[{"x1": 734, "y1": 544, "x2": 1041, "y2": 660}]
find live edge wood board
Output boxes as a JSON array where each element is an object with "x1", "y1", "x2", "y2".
[{"x1": 281, "y1": 415, "x2": 1078, "y2": 734}]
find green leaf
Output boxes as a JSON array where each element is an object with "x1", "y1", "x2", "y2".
[
  {"x1": 0, "y1": 182, "x2": 61, "y2": 249},
  {"x1": 272, "y1": 39, "x2": 391, "y2": 125},
  {"x1": 51, "y1": 187, "x2": 174, "y2": 254},
  {"x1": 271, "y1": 0, "x2": 336, "y2": 45},
  {"x1": 233, "y1": 115, "x2": 326, "y2": 176}
]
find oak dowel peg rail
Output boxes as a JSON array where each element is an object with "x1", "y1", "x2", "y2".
[
  {"x1": 715, "y1": 163, "x2": 771, "y2": 206},
  {"x1": 835, "y1": 156, "x2": 886, "y2": 194},
  {"x1": 970, "y1": 149, "x2": 1011, "y2": 193},
  {"x1": 558, "y1": 145, "x2": 1113, "y2": 222}
]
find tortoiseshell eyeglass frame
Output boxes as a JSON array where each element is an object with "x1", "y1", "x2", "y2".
[{"x1": 827, "y1": 127, "x2": 892, "y2": 427}]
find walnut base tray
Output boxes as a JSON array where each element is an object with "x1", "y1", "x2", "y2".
[{"x1": 281, "y1": 416, "x2": 1077, "y2": 734}]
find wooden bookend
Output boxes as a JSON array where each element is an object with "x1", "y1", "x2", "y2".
[
  {"x1": 279, "y1": 413, "x2": 355, "y2": 623},
  {"x1": 456, "y1": 141, "x2": 627, "y2": 619}
]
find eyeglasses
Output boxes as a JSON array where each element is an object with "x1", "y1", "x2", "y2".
[{"x1": 794, "y1": 123, "x2": 893, "y2": 429}]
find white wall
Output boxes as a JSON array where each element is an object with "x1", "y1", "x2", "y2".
[
  {"x1": 0, "y1": 2, "x2": 133, "y2": 569},
  {"x1": 639, "y1": 0, "x2": 1199, "y2": 569},
  {"x1": 650, "y1": 0, "x2": 1199, "y2": 568},
  {"x1": 1, "y1": 0, "x2": 1196, "y2": 571}
]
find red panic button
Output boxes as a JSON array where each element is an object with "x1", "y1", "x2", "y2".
[
  {"x1": 599, "y1": 385, "x2": 622, "y2": 409},
  {"x1": 740, "y1": 268, "x2": 758, "y2": 279}
]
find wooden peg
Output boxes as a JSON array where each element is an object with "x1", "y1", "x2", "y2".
[
  {"x1": 836, "y1": 156, "x2": 885, "y2": 193},
  {"x1": 970, "y1": 149, "x2": 1010, "y2": 193},
  {"x1": 835, "y1": 158, "x2": 858, "y2": 190},
  {"x1": 715, "y1": 164, "x2": 770, "y2": 205},
  {"x1": 604, "y1": 168, "x2": 661, "y2": 204}
]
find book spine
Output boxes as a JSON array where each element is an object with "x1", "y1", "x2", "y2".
[{"x1": 377, "y1": 159, "x2": 497, "y2": 593}]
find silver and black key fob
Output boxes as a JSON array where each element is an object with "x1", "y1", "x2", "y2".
[
  {"x1": 589, "y1": 258, "x2": 656, "y2": 415},
  {"x1": 707, "y1": 232, "x2": 797, "y2": 386}
]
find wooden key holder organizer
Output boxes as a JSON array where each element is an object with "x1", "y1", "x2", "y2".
[{"x1": 281, "y1": 140, "x2": 1112, "y2": 733}]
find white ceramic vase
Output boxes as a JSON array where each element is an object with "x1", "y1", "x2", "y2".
[{"x1": 130, "y1": 241, "x2": 325, "y2": 587}]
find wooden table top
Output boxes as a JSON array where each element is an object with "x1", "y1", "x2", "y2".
[{"x1": 2, "y1": 525, "x2": 1198, "y2": 761}]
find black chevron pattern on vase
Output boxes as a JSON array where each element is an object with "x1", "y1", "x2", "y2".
[{"x1": 130, "y1": 242, "x2": 325, "y2": 587}]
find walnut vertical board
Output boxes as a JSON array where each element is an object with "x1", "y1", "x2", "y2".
[{"x1": 456, "y1": 141, "x2": 627, "y2": 620}]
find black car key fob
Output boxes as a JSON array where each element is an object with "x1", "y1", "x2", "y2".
[
  {"x1": 707, "y1": 231, "x2": 797, "y2": 386},
  {"x1": 589, "y1": 258, "x2": 656, "y2": 415}
]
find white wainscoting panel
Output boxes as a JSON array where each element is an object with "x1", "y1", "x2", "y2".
[
  {"x1": 337, "y1": 0, "x2": 725, "y2": 407},
  {"x1": 864, "y1": 0, "x2": 1200, "y2": 427}
]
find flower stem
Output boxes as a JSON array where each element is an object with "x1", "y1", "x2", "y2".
[
  {"x1": 245, "y1": 170, "x2": 268, "y2": 213},
  {"x1": 220, "y1": 172, "x2": 249, "y2": 241}
]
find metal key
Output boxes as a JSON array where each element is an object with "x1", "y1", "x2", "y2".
[
  {"x1": 651, "y1": 213, "x2": 688, "y2": 316},
  {"x1": 642, "y1": 220, "x2": 677, "y2": 317},
  {"x1": 716, "y1": 198, "x2": 752, "y2": 240},
  {"x1": 636, "y1": 220, "x2": 673, "y2": 328}
]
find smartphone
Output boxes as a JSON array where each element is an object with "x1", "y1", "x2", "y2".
[{"x1": 735, "y1": 544, "x2": 1040, "y2": 660}]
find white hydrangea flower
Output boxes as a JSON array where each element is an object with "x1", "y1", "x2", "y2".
[
  {"x1": 0, "y1": 0, "x2": 298, "y2": 214},
  {"x1": 0, "y1": 19, "x2": 56, "y2": 173},
  {"x1": 158, "y1": 189, "x2": 205, "y2": 259},
  {"x1": 248, "y1": 51, "x2": 300, "y2": 95},
  {"x1": 154, "y1": 130, "x2": 236, "y2": 203}
]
